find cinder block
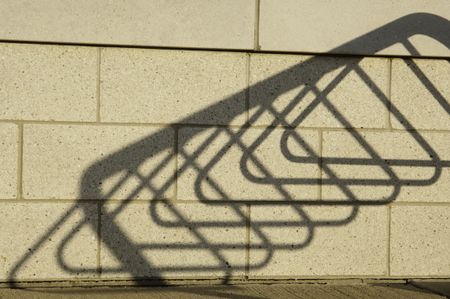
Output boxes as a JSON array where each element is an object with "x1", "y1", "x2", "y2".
[
  {"x1": 100, "y1": 202, "x2": 247, "y2": 278},
  {"x1": 0, "y1": 123, "x2": 17, "y2": 199},
  {"x1": 23, "y1": 124, "x2": 175, "y2": 200},
  {"x1": 0, "y1": 0, "x2": 256, "y2": 50},
  {"x1": 0, "y1": 43, "x2": 97, "y2": 121},
  {"x1": 390, "y1": 205, "x2": 450, "y2": 276},
  {"x1": 249, "y1": 54, "x2": 388, "y2": 128},
  {"x1": 391, "y1": 59, "x2": 450, "y2": 130},
  {"x1": 177, "y1": 127, "x2": 320, "y2": 201},
  {"x1": 321, "y1": 130, "x2": 450, "y2": 203},
  {"x1": 259, "y1": 0, "x2": 450, "y2": 56},
  {"x1": 249, "y1": 205, "x2": 388, "y2": 276},
  {"x1": 100, "y1": 49, "x2": 247, "y2": 125},
  {"x1": 0, "y1": 202, "x2": 98, "y2": 280}
]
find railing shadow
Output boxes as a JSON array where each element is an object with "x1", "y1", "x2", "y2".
[{"x1": 7, "y1": 13, "x2": 450, "y2": 291}]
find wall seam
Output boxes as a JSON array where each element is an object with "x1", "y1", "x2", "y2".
[
  {"x1": 318, "y1": 129, "x2": 323, "y2": 200},
  {"x1": 2, "y1": 40, "x2": 450, "y2": 60},
  {"x1": 97, "y1": 202, "x2": 102, "y2": 277},
  {"x1": 17, "y1": 123, "x2": 24, "y2": 200},
  {"x1": 96, "y1": 47, "x2": 102, "y2": 122},
  {"x1": 245, "y1": 53, "x2": 251, "y2": 123},
  {"x1": 387, "y1": 205, "x2": 392, "y2": 276},
  {"x1": 254, "y1": 0, "x2": 261, "y2": 50},
  {"x1": 173, "y1": 125, "x2": 179, "y2": 201},
  {"x1": 2, "y1": 120, "x2": 448, "y2": 133},
  {"x1": 1, "y1": 198, "x2": 450, "y2": 205},
  {"x1": 387, "y1": 58, "x2": 393, "y2": 130},
  {"x1": 245, "y1": 204, "x2": 251, "y2": 279}
]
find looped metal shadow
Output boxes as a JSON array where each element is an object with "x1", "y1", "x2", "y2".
[{"x1": 8, "y1": 13, "x2": 450, "y2": 287}]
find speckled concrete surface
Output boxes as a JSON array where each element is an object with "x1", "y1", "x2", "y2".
[
  {"x1": 391, "y1": 58, "x2": 450, "y2": 130},
  {"x1": 22, "y1": 124, "x2": 175, "y2": 200},
  {"x1": 100, "y1": 49, "x2": 247, "y2": 125},
  {"x1": 248, "y1": 54, "x2": 389, "y2": 129},
  {"x1": 0, "y1": 41, "x2": 449, "y2": 282},
  {"x1": 390, "y1": 206, "x2": 450, "y2": 276},
  {"x1": 0, "y1": 203, "x2": 98, "y2": 280},
  {"x1": 0, "y1": 43, "x2": 97, "y2": 121},
  {"x1": 0, "y1": 0, "x2": 256, "y2": 50}
]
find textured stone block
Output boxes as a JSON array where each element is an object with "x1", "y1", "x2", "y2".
[
  {"x1": 23, "y1": 124, "x2": 175, "y2": 200},
  {"x1": 0, "y1": 0, "x2": 256, "y2": 50},
  {"x1": 249, "y1": 54, "x2": 388, "y2": 128},
  {"x1": 177, "y1": 127, "x2": 320, "y2": 201},
  {"x1": 391, "y1": 58, "x2": 450, "y2": 130},
  {"x1": 390, "y1": 205, "x2": 450, "y2": 276},
  {"x1": 100, "y1": 49, "x2": 247, "y2": 125},
  {"x1": 259, "y1": 0, "x2": 450, "y2": 57},
  {"x1": 0, "y1": 43, "x2": 97, "y2": 121},
  {"x1": 249, "y1": 205, "x2": 388, "y2": 276},
  {"x1": 100, "y1": 202, "x2": 247, "y2": 278},
  {"x1": 0, "y1": 202, "x2": 97, "y2": 280},
  {"x1": 0, "y1": 123, "x2": 17, "y2": 199},
  {"x1": 321, "y1": 130, "x2": 450, "y2": 203}
]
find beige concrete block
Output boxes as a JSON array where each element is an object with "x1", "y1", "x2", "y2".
[
  {"x1": 259, "y1": 0, "x2": 450, "y2": 57},
  {"x1": 0, "y1": 43, "x2": 97, "y2": 121},
  {"x1": 177, "y1": 127, "x2": 320, "y2": 202},
  {"x1": 23, "y1": 124, "x2": 175, "y2": 200},
  {"x1": 390, "y1": 205, "x2": 450, "y2": 276},
  {"x1": 249, "y1": 205, "x2": 388, "y2": 276},
  {"x1": 391, "y1": 59, "x2": 450, "y2": 130},
  {"x1": 321, "y1": 130, "x2": 450, "y2": 203},
  {"x1": 0, "y1": 202, "x2": 97, "y2": 280},
  {"x1": 0, "y1": 123, "x2": 17, "y2": 198},
  {"x1": 101, "y1": 49, "x2": 247, "y2": 125},
  {"x1": 249, "y1": 54, "x2": 388, "y2": 128},
  {"x1": 0, "y1": 0, "x2": 255, "y2": 50},
  {"x1": 100, "y1": 202, "x2": 247, "y2": 278}
]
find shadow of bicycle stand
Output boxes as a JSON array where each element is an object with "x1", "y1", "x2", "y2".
[{"x1": 8, "y1": 13, "x2": 450, "y2": 286}]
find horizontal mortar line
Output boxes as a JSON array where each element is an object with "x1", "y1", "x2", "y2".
[
  {"x1": 248, "y1": 275, "x2": 450, "y2": 280},
  {"x1": 97, "y1": 275, "x2": 250, "y2": 280},
  {"x1": 3, "y1": 198, "x2": 450, "y2": 206},
  {"x1": 0, "y1": 119, "x2": 176, "y2": 127},
  {"x1": 95, "y1": 275, "x2": 383, "y2": 281},
  {"x1": 0, "y1": 277, "x2": 401, "y2": 283},
  {"x1": 0, "y1": 281, "x2": 420, "y2": 291},
  {"x1": 4, "y1": 277, "x2": 448, "y2": 287},
  {"x1": 0, "y1": 39, "x2": 449, "y2": 60},
  {"x1": 0, "y1": 198, "x2": 246, "y2": 204},
  {"x1": 247, "y1": 275, "x2": 450, "y2": 281},
  {"x1": 1, "y1": 119, "x2": 449, "y2": 134},
  {"x1": 2, "y1": 276, "x2": 445, "y2": 286},
  {"x1": 318, "y1": 126, "x2": 450, "y2": 134},
  {"x1": 247, "y1": 275, "x2": 393, "y2": 280},
  {"x1": 0, "y1": 275, "x2": 392, "y2": 284},
  {"x1": 0, "y1": 119, "x2": 368, "y2": 130},
  {"x1": 387, "y1": 275, "x2": 450, "y2": 279},
  {"x1": 0, "y1": 277, "x2": 383, "y2": 287},
  {"x1": 0, "y1": 198, "x2": 254, "y2": 204},
  {"x1": 0, "y1": 119, "x2": 254, "y2": 129},
  {"x1": 1, "y1": 276, "x2": 249, "y2": 284},
  {"x1": 390, "y1": 201, "x2": 450, "y2": 206},
  {"x1": 0, "y1": 278, "x2": 251, "y2": 287}
]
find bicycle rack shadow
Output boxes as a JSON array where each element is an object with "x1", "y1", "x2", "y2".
[{"x1": 7, "y1": 13, "x2": 450, "y2": 290}]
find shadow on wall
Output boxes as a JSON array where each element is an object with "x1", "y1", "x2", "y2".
[{"x1": 7, "y1": 13, "x2": 450, "y2": 287}]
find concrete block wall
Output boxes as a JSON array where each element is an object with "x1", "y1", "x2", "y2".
[
  {"x1": 0, "y1": 41, "x2": 449, "y2": 283},
  {"x1": 1, "y1": 1, "x2": 450, "y2": 57}
]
